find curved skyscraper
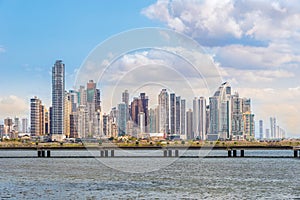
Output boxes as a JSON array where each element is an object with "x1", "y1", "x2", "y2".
[{"x1": 208, "y1": 82, "x2": 232, "y2": 141}]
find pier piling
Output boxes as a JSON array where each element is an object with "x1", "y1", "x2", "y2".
[
  {"x1": 294, "y1": 150, "x2": 298, "y2": 158},
  {"x1": 175, "y1": 150, "x2": 179, "y2": 157},
  {"x1": 228, "y1": 150, "x2": 232, "y2": 157},
  {"x1": 111, "y1": 150, "x2": 115, "y2": 157},
  {"x1": 47, "y1": 150, "x2": 51, "y2": 158},
  {"x1": 241, "y1": 150, "x2": 245, "y2": 157},
  {"x1": 163, "y1": 150, "x2": 167, "y2": 157},
  {"x1": 37, "y1": 150, "x2": 42, "y2": 157},
  {"x1": 168, "y1": 150, "x2": 172, "y2": 157},
  {"x1": 233, "y1": 150, "x2": 237, "y2": 157}
]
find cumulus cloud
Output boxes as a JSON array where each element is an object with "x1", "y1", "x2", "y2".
[
  {"x1": 214, "y1": 43, "x2": 300, "y2": 69},
  {"x1": 221, "y1": 67, "x2": 294, "y2": 83},
  {"x1": 142, "y1": 0, "x2": 300, "y2": 44},
  {"x1": 0, "y1": 96, "x2": 28, "y2": 119}
]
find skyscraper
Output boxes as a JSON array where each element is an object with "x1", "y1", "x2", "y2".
[
  {"x1": 180, "y1": 99, "x2": 186, "y2": 137},
  {"x1": 186, "y1": 109, "x2": 193, "y2": 140},
  {"x1": 158, "y1": 89, "x2": 169, "y2": 134},
  {"x1": 51, "y1": 60, "x2": 65, "y2": 141},
  {"x1": 175, "y1": 96, "x2": 181, "y2": 135},
  {"x1": 208, "y1": 96, "x2": 218, "y2": 141},
  {"x1": 130, "y1": 93, "x2": 148, "y2": 133},
  {"x1": 231, "y1": 93, "x2": 244, "y2": 140},
  {"x1": 30, "y1": 96, "x2": 44, "y2": 136},
  {"x1": 122, "y1": 90, "x2": 130, "y2": 121},
  {"x1": 149, "y1": 108, "x2": 157, "y2": 133},
  {"x1": 21, "y1": 118, "x2": 28, "y2": 133},
  {"x1": 243, "y1": 111, "x2": 255, "y2": 140},
  {"x1": 208, "y1": 82, "x2": 231, "y2": 140},
  {"x1": 193, "y1": 97, "x2": 207, "y2": 140},
  {"x1": 270, "y1": 117, "x2": 276, "y2": 139},
  {"x1": 192, "y1": 97, "x2": 199, "y2": 139},
  {"x1": 117, "y1": 103, "x2": 127, "y2": 136},
  {"x1": 259, "y1": 120, "x2": 264, "y2": 139},
  {"x1": 170, "y1": 93, "x2": 176, "y2": 135}
]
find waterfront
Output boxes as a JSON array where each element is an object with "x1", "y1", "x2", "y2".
[{"x1": 0, "y1": 151, "x2": 299, "y2": 199}]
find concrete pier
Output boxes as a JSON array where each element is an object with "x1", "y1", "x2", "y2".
[
  {"x1": 168, "y1": 150, "x2": 172, "y2": 157},
  {"x1": 294, "y1": 150, "x2": 298, "y2": 158},
  {"x1": 228, "y1": 150, "x2": 232, "y2": 157},
  {"x1": 241, "y1": 150, "x2": 245, "y2": 157},
  {"x1": 111, "y1": 150, "x2": 115, "y2": 157},
  {"x1": 163, "y1": 150, "x2": 168, "y2": 157},
  {"x1": 175, "y1": 150, "x2": 179, "y2": 157},
  {"x1": 100, "y1": 150, "x2": 104, "y2": 157},
  {"x1": 233, "y1": 150, "x2": 237, "y2": 157}
]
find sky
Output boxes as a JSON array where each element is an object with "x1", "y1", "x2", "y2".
[{"x1": 0, "y1": 0, "x2": 300, "y2": 137}]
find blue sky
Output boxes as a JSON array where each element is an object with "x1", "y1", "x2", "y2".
[
  {"x1": 1, "y1": 0, "x2": 300, "y2": 137},
  {"x1": 0, "y1": 0, "x2": 159, "y2": 99}
]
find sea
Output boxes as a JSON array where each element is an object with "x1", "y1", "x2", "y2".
[{"x1": 0, "y1": 150, "x2": 299, "y2": 199}]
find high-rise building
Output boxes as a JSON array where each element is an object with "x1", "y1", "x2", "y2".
[
  {"x1": 193, "y1": 97, "x2": 206, "y2": 140},
  {"x1": 231, "y1": 93, "x2": 244, "y2": 140},
  {"x1": 30, "y1": 96, "x2": 44, "y2": 136},
  {"x1": 208, "y1": 82, "x2": 232, "y2": 140},
  {"x1": 4, "y1": 118, "x2": 13, "y2": 136},
  {"x1": 138, "y1": 112, "x2": 145, "y2": 137},
  {"x1": 170, "y1": 93, "x2": 176, "y2": 135},
  {"x1": 102, "y1": 114, "x2": 109, "y2": 136},
  {"x1": 77, "y1": 105, "x2": 88, "y2": 138},
  {"x1": 86, "y1": 80, "x2": 101, "y2": 137},
  {"x1": 130, "y1": 93, "x2": 148, "y2": 133},
  {"x1": 122, "y1": 90, "x2": 129, "y2": 105},
  {"x1": 242, "y1": 98, "x2": 251, "y2": 113},
  {"x1": 69, "y1": 90, "x2": 79, "y2": 113},
  {"x1": 180, "y1": 99, "x2": 186, "y2": 137},
  {"x1": 243, "y1": 111, "x2": 255, "y2": 140},
  {"x1": 186, "y1": 109, "x2": 193, "y2": 140},
  {"x1": 51, "y1": 60, "x2": 65, "y2": 141},
  {"x1": 117, "y1": 103, "x2": 127, "y2": 136},
  {"x1": 192, "y1": 97, "x2": 198, "y2": 139},
  {"x1": 175, "y1": 96, "x2": 181, "y2": 135},
  {"x1": 70, "y1": 113, "x2": 78, "y2": 138},
  {"x1": 13, "y1": 117, "x2": 20, "y2": 133},
  {"x1": 205, "y1": 105, "x2": 210, "y2": 136},
  {"x1": 208, "y1": 96, "x2": 218, "y2": 141},
  {"x1": 265, "y1": 128, "x2": 270, "y2": 139},
  {"x1": 21, "y1": 118, "x2": 28, "y2": 133},
  {"x1": 149, "y1": 108, "x2": 157, "y2": 133},
  {"x1": 64, "y1": 91, "x2": 72, "y2": 138},
  {"x1": 199, "y1": 97, "x2": 206, "y2": 140},
  {"x1": 270, "y1": 117, "x2": 276, "y2": 139},
  {"x1": 259, "y1": 120, "x2": 263, "y2": 139},
  {"x1": 122, "y1": 90, "x2": 130, "y2": 121},
  {"x1": 44, "y1": 109, "x2": 50, "y2": 135},
  {"x1": 158, "y1": 89, "x2": 169, "y2": 134}
]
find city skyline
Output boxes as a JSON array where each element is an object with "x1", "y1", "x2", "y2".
[{"x1": 0, "y1": 0, "x2": 299, "y2": 137}]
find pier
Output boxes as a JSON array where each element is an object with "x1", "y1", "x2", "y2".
[{"x1": 0, "y1": 145, "x2": 299, "y2": 159}]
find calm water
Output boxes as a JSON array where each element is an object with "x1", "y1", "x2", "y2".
[{"x1": 0, "y1": 150, "x2": 299, "y2": 199}]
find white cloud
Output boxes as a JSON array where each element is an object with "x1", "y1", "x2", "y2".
[
  {"x1": 0, "y1": 96, "x2": 28, "y2": 119},
  {"x1": 214, "y1": 43, "x2": 300, "y2": 69},
  {"x1": 0, "y1": 46, "x2": 6, "y2": 53},
  {"x1": 221, "y1": 67, "x2": 294, "y2": 83},
  {"x1": 142, "y1": 0, "x2": 300, "y2": 43}
]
